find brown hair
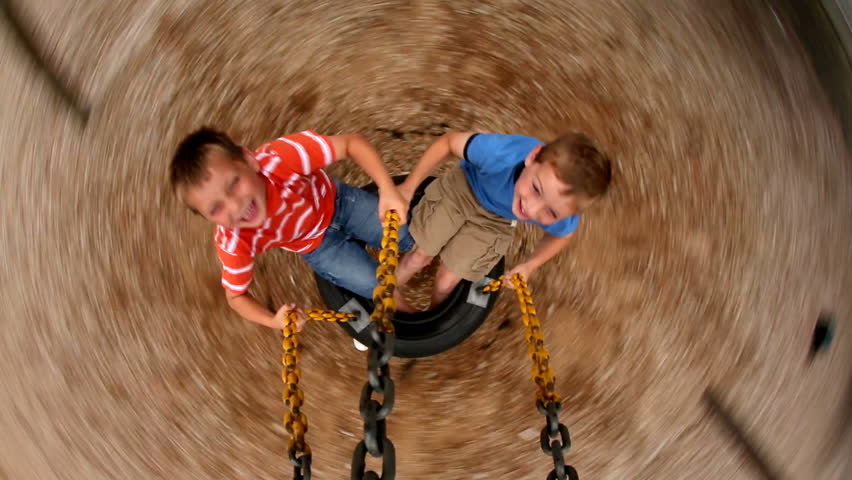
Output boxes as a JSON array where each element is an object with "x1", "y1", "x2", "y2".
[
  {"x1": 535, "y1": 132, "x2": 612, "y2": 200},
  {"x1": 169, "y1": 127, "x2": 244, "y2": 196}
]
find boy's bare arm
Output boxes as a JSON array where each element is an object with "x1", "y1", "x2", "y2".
[
  {"x1": 329, "y1": 133, "x2": 409, "y2": 223},
  {"x1": 226, "y1": 291, "x2": 279, "y2": 328},
  {"x1": 225, "y1": 291, "x2": 309, "y2": 330},
  {"x1": 399, "y1": 132, "x2": 474, "y2": 200},
  {"x1": 330, "y1": 134, "x2": 395, "y2": 191},
  {"x1": 505, "y1": 232, "x2": 573, "y2": 286}
]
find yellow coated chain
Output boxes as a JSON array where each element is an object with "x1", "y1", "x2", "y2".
[
  {"x1": 306, "y1": 309, "x2": 356, "y2": 322},
  {"x1": 282, "y1": 308, "x2": 355, "y2": 476},
  {"x1": 282, "y1": 210, "x2": 400, "y2": 479},
  {"x1": 370, "y1": 211, "x2": 401, "y2": 334},
  {"x1": 484, "y1": 275, "x2": 561, "y2": 405},
  {"x1": 282, "y1": 311, "x2": 310, "y2": 466}
]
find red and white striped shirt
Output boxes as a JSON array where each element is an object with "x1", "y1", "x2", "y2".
[{"x1": 215, "y1": 130, "x2": 337, "y2": 294}]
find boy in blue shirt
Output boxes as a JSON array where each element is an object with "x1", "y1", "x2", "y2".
[{"x1": 395, "y1": 131, "x2": 612, "y2": 309}]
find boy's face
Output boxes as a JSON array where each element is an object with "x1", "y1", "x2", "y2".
[
  {"x1": 181, "y1": 148, "x2": 269, "y2": 229},
  {"x1": 513, "y1": 146, "x2": 580, "y2": 225}
]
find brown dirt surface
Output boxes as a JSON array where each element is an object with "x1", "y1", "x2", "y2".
[{"x1": 1, "y1": 1, "x2": 850, "y2": 479}]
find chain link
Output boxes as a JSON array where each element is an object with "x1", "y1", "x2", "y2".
[
  {"x1": 306, "y1": 309, "x2": 356, "y2": 323},
  {"x1": 282, "y1": 310, "x2": 311, "y2": 480},
  {"x1": 351, "y1": 210, "x2": 400, "y2": 480},
  {"x1": 485, "y1": 275, "x2": 579, "y2": 480},
  {"x1": 282, "y1": 309, "x2": 355, "y2": 479},
  {"x1": 281, "y1": 212, "x2": 400, "y2": 480}
]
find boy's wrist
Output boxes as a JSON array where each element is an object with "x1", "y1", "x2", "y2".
[
  {"x1": 519, "y1": 259, "x2": 541, "y2": 273},
  {"x1": 397, "y1": 180, "x2": 416, "y2": 201},
  {"x1": 373, "y1": 172, "x2": 396, "y2": 192},
  {"x1": 401, "y1": 175, "x2": 421, "y2": 191},
  {"x1": 376, "y1": 181, "x2": 395, "y2": 193}
]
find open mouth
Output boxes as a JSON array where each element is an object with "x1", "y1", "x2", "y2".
[
  {"x1": 240, "y1": 199, "x2": 258, "y2": 224},
  {"x1": 517, "y1": 199, "x2": 528, "y2": 219}
]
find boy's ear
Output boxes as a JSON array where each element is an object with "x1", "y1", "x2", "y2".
[{"x1": 525, "y1": 145, "x2": 543, "y2": 166}]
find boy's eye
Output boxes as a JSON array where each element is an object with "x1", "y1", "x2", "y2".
[
  {"x1": 210, "y1": 205, "x2": 221, "y2": 216},
  {"x1": 228, "y1": 177, "x2": 240, "y2": 192},
  {"x1": 549, "y1": 209, "x2": 558, "y2": 219},
  {"x1": 533, "y1": 184, "x2": 541, "y2": 195}
]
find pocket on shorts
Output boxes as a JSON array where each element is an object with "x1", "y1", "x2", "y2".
[
  {"x1": 411, "y1": 191, "x2": 436, "y2": 229},
  {"x1": 467, "y1": 231, "x2": 512, "y2": 280},
  {"x1": 410, "y1": 193, "x2": 440, "y2": 253}
]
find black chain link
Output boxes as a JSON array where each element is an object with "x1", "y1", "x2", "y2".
[
  {"x1": 351, "y1": 323, "x2": 396, "y2": 480},
  {"x1": 537, "y1": 401, "x2": 578, "y2": 480},
  {"x1": 291, "y1": 453, "x2": 311, "y2": 480},
  {"x1": 487, "y1": 275, "x2": 581, "y2": 480}
]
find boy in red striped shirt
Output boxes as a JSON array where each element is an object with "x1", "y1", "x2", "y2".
[{"x1": 169, "y1": 128, "x2": 413, "y2": 330}]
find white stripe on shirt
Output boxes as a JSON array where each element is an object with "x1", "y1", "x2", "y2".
[
  {"x1": 223, "y1": 263, "x2": 254, "y2": 275},
  {"x1": 227, "y1": 228, "x2": 241, "y2": 253},
  {"x1": 304, "y1": 213, "x2": 325, "y2": 239},
  {"x1": 250, "y1": 219, "x2": 272, "y2": 256},
  {"x1": 302, "y1": 130, "x2": 333, "y2": 165},
  {"x1": 222, "y1": 278, "x2": 251, "y2": 292},
  {"x1": 280, "y1": 137, "x2": 311, "y2": 175},
  {"x1": 291, "y1": 204, "x2": 312, "y2": 239},
  {"x1": 263, "y1": 155, "x2": 282, "y2": 175}
]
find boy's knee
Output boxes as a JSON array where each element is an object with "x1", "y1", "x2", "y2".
[
  {"x1": 434, "y1": 268, "x2": 461, "y2": 293},
  {"x1": 406, "y1": 247, "x2": 434, "y2": 268}
]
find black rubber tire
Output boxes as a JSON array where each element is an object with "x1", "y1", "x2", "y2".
[{"x1": 313, "y1": 175, "x2": 504, "y2": 358}]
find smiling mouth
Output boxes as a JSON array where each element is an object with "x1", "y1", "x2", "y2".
[
  {"x1": 518, "y1": 199, "x2": 528, "y2": 218},
  {"x1": 240, "y1": 199, "x2": 258, "y2": 223}
]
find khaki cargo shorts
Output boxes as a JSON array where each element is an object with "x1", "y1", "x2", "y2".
[{"x1": 409, "y1": 166, "x2": 514, "y2": 281}]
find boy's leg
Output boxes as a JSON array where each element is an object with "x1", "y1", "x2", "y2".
[
  {"x1": 302, "y1": 229, "x2": 397, "y2": 350},
  {"x1": 396, "y1": 246, "x2": 434, "y2": 286},
  {"x1": 434, "y1": 212, "x2": 514, "y2": 306},
  {"x1": 431, "y1": 261, "x2": 463, "y2": 309},
  {"x1": 332, "y1": 175, "x2": 467, "y2": 308},
  {"x1": 397, "y1": 169, "x2": 470, "y2": 289},
  {"x1": 302, "y1": 228, "x2": 380, "y2": 301},
  {"x1": 321, "y1": 181, "x2": 416, "y2": 311},
  {"x1": 331, "y1": 181, "x2": 415, "y2": 252},
  {"x1": 303, "y1": 222, "x2": 415, "y2": 312}
]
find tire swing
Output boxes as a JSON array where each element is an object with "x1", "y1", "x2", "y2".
[{"x1": 314, "y1": 175, "x2": 504, "y2": 358}]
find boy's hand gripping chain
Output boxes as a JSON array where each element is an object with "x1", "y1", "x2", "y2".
[
  {"x1": 351, "y1": 210, "x2": 401, "y2": 480},
  {"x1": 282, "y1": 309, "x2": 355, "y2": 480},
  {"x1": 484, "y1": 276, "x2": 579, "y2": 480}
]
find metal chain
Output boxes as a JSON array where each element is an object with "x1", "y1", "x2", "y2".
[
  {"x1": 306, "y1": 309, "x2": 356, "y2": 323},
  {"x1": 282, "y1": 309, "x2": 355, "y2": 480},
  {"x1": 351, "y1": 210, "x2": 400, "y2": 480},
  {"x1": 484, "y1": 275, "x2": 579, "y2": 480}
]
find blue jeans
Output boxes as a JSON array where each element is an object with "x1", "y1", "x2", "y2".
[{"x1": 301, "y1": 180, "x2": 415, "y2": 299}]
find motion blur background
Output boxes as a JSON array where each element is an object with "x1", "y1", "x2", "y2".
[{"x1": 0, "y1": 1, "x2": 849, "y2": 479}]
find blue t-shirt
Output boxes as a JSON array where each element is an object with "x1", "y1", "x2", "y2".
[{"x1": 460, "y1": 133, "x2": 580, "y2": 237}]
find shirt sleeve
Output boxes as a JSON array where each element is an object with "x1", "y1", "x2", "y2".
[
  {"x1": 542, "y1": 215, "x2": 580, "y2": 237},
  {"x1": 216, "y1": 248, "x2": 254, "y2": 294},
  {"x1": 463, "y1": 133, "x2": 501, "y2": 171},
  {"x1": 463, "y1": 133, "x2": 544, "y2": 173},
  {"x1": 214, "y1": 228, "x2": 255, "y2": 294},
  {"x1": 257, "y1": 130, "x2": 337, "y2": 181}
]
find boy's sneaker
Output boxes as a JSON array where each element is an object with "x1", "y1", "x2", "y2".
[{"x1": 353, "y1": 339, "x2": 369, "y2": 352}]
